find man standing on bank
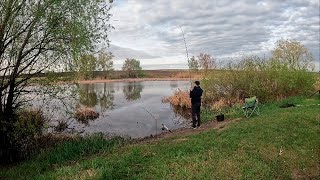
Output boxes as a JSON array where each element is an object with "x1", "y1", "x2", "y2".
[{"x1": 190, "y1": 80, "x2": 203, "y2": 129}]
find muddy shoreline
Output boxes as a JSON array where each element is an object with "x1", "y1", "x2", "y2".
[{"x1": 136, "y1": 118, "x2": 242, "y2": 144}]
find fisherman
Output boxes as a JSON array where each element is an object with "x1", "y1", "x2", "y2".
[{"x1": 189, "y1": 80, "x2": 203, "y2": 129}]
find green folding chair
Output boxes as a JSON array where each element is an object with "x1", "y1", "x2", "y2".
[{"x1": 242, "y1": 96, "x2": 260, "y2": 118}]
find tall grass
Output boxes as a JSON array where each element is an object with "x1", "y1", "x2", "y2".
[
  {"x1": 0, "y1": 134, "x2": 126, "y2": 178},
  {"x1": 172, "y1": 71, "x2": 203, "y2": 79}
]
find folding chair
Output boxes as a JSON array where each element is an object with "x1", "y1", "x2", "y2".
[{"x1": 242, "y1": 96, "x2": 260, "y2": 118}]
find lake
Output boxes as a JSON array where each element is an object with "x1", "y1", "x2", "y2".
[{"x1": 34, "y1": 81, "x2": 191, "y2": 138}]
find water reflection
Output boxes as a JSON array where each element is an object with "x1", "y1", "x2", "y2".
[
  {"x1": 37, "y1": 81, "x2": 191, "y2": 138},
  {"x1": 79, "y1": 84, "x2": 98, "y2": 107},
  {"x1": 78, "y1": 83, "x2": 115, "y2": 111},
  {"x1": 171, "y1": 105, "x2": 191, "y2": 120},
  {"x1": 99, "y1": 83, "x2": 115, "y2": 111},
  {"x1": 123, "y1": 82, "x2": 144, "y2": 101},
  {"x1": 170, "y1": 81, "x2": 178, "y2": 88}
]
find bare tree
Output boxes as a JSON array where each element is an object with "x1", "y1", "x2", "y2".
[
  {"x1": 197, "y1": 53, "x2": 216, "y2": 75},
  {"x1": 272, "y1": 39, "x2": 314, "y2": 70}
]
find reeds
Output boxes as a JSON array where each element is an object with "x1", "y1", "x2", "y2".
[
  {"x1": 162, "y1": 87, "x2": 238, "y2": 111},
  {"x1": 172, "y1": 71, "x2": 203, "y2": 79},
  {"x1": 163, "y1": 89, "x2": 191, "y2": 108}
]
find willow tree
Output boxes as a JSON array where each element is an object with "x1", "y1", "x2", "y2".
[
  {"x1": 122, "y1": 58, "x2": 142, "y2": 78},
  {"x1": 77, "y1": 54, "x2": 97, "y2": 80},
  {"x1": 0, "y1": 0, "x2": 113, "y2": 162},
  {"x1": 97, "y1": 51, "x2": 114, "y2": 78}
]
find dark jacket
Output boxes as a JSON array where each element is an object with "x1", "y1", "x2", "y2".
[{"x1": 190, "y1": 86, "x2": 203, "y2": 105}]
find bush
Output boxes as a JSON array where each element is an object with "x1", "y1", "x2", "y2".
[
  {"x1": 314, "y1": 75, "x2": 320, "y2": 91},
  {"x1": 15, "y1": 109, "x2": 45, "y2": 136},
  {"x1": 163, "y1": 40, "x2": 316, "y2": 115},
  {"x1": 0, "y1": 109, "x2": 46, "y2": 164},
  {"x1": 11, "y1": 109, "x2": 47, "y2": 160},
  {"x1": 202, "y1": 56, "x2": 316, "y2": 108}
]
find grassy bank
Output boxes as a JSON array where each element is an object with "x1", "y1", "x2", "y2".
[{"x1": 1, "y1": 96, "x2": 319, "y2": 179}]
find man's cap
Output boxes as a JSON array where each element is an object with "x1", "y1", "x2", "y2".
[{"x1": 194, "y1": 81, "x2": 200, "y2": 85}]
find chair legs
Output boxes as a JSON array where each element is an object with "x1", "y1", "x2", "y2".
[
  {"x1": 242, "y1": 106, "x2": 260, "y2": 118},
  {"x1": 256, "y1": 106, "x2": 260, "y2": 115}
]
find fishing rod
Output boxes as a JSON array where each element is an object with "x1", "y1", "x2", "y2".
[{"x1": 179, "y1": 25, "x2": 192, "y2": 87}]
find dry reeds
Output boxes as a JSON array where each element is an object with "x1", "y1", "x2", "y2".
[
  {"x1": 163, "y1": 88, "x2": 239, "y2": 110},
  {"x1": 163, "y1": 89, "x2": 191, "y2": 108},
  {"x1": 74, "y1": 107, "x2": 99, "y2": 123},
  {"x1": 172, "y1": 71, "x2": 203, "y2": 79},
  {"x1": 209, "y1": 98, "x2": 243, "y2": 111}
]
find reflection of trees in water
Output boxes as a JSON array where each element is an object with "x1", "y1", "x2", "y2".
[
  {"x1": 171, "y1": 105, "x2": 191, "y2": 120},
  {"x1": 123, "y1": 82, "x2": 144, "y2": 101},
  {"x1": 78, "y1": 83, "x2": 115, "y2": 111},
  {"x1": 79, "y1": 84, "x2": 97, "y2": 107},
  {"x1": 170, "y1": 81, "x2": 178, "y2": 88},
  {"x1": 99, "y1": 83, "x2": 115, "y2": 111}
]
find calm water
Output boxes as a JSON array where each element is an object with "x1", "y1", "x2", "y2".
[{"x1": 35, "y1": 81, "x2": 191, "y2": 138}]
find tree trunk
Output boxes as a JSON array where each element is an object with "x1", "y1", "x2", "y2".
[
  {"x1": 0, "y1": 80, "x2": 19, "y2": 163},
  {"x1": 0, "y1": 107, "x2": 18, "y2": 164}
]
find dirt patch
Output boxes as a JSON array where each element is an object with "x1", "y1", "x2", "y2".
[
  {"x1": 137, "y1": 118, "x2": 242, "y2": 144},
  {"x1": 67, "y1": 168, "x2": 97, "y2": 179},
  {"x1": 292, "y1": 166, "x2": 320, "y2": 179}
]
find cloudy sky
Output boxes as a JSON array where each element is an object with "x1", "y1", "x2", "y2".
[{"x1": 107, "y1": 0, "x2": 320, "y2": 70}]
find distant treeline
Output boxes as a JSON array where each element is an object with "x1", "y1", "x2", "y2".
[{"x1": 26, "y1": 70, "x2": 190, "y2": 79}]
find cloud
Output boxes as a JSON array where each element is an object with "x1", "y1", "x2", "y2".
[{"x1": 107, "y1": 0, "x2": 319, "y2": 69}]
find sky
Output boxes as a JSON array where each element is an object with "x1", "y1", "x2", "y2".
[{"x1": 107, "y1": 0, "x2": 320, "y2": 70}]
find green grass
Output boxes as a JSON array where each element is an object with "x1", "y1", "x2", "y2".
[
  {"x1": 200, "y1": 108, "x2": 216, "y2": 123},
  {"x1": 1, "y1": 96, "x2": 319, "y2": 179}
]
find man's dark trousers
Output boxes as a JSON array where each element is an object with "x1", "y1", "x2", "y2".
[{"x1": 192, "y1": 103, "x2": 201, "y2": 127}]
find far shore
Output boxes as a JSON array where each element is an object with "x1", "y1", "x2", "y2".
[{"x1": 78, "y1": 77, "x2": 192, "y2": 84}]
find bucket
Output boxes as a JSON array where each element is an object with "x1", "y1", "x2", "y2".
[{"x1": 216, "y1": 114, "x2": 224, "y2": 122}]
